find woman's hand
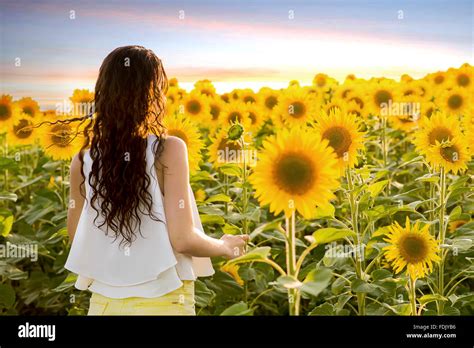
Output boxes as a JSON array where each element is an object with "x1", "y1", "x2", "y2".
[{"x1": 220, "y1": 234, "x2": 249, "y2": 259}]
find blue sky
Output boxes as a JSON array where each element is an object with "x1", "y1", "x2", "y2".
[{"x1": 0, "y1": 0, "x2": 472, "y2": 107}]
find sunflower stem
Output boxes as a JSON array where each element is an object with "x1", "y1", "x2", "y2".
[
  {"x1": 345, "y1": 167, "x2": 365, "y2": 316},
  {"x1": 60, "y1": 161, "x2": 67, "y2": 210},
  {"x1": 223, "y1": 173, "x2": 229, "y2": 214},
  {"x1": 286, "y1": 211, "x2": 300, "y2": 316},
  {"x1": 429, "y1": 168, "x2": 435, "y2": 235},
  {"x1": 239, "y1": 136, "x2": 249, "y2": 303},
  {"x1": 380, "y1": 116, "x2": 389, "y2": 196},
  {"x1": 409, "y1": 277, "x2": 418, "y2": 316},
  {"x1": 240, "y1": 137, "x2": 248, "y2": 235},
  {"x1": 437, "y1": 166, "x2": 447, "y2": 315}
]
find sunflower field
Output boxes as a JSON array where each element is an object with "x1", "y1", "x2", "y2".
[{"x1": 0, "y1": 63, "x2": 473, "y2": 316}]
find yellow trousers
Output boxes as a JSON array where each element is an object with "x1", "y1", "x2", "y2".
[{"x1": 87, "y1": 281, "x2": 196, "y2": 315}]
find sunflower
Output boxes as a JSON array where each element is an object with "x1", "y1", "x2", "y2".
[
  {"x1": 207, "y1": 96, "x2": 226, "y2": 128},
  {"x1": 321, "y1": 99, "x2": 343, "y2": 115},
  {"x1": 0, "y1": 95, "x2": 16, "y2": 132},
  {"x1": 383, "y1": 218, "x2": 440, "y2": 280},
  {"x1": 207, "y1": 126, "x2": 244, "y2": 168},
  {"x1": 70, "y1": 89, "x2": 94, "y2": 104},
  {"x1": 344, "y1": 86, "x2": 369, "y2": 118},
  {"x1": 238, "y1": 89, "x2": 259, "y2": 104},
  {"x1": 333, "y1": 83, "x2": 356, "y2": 100},
  {"x1": 427, "y1": 71, "x2": 448, "y2": 88},
  {"x1": 220, "y1": 101, "x2": 251, "y2": 128},
  {"x1": 166, "y1": 86, "x2": 185, "y2": 104},
  {"x1": 438, "y1": 87, "x2": 470, "y2": 116},
  {"x1": 450, "y1": 65, "x2": 472, "y2": 88},
  {"x1": 177, "y1": 92, "x2": 211, "y2": 123},
  {"x1": 399, "y1": 81, "x2": 425, "y2": 98},
  {"x1": 344, "y1": 74, "x2": 357, "y2": 82},
  {"x1": 313, "y1": 108, "x2": 365, "y2": 169},
  {"x1": 339, "y1": 100, "x2": 364, "y2": 119},
  {"x1": 220, "y1": 263, "x2": 244, "y2": 286},
  {"x1": 163, "y1": 114, "x2": 204, "y2": 173},
  {"x1": 39, "y1": 121, "x2": 83, "y2": 160},
  {"x1": 193, "y1": 79, "x2": 216, "y2": 98},
  {"x1": 245, "y1": 102, "x2": 264, "y2": 132},
  {"x1": 367, "y1": 80, "x2": 400, "y2": 116},
  {"x1": 68, "y1": 89, "x2": 94, "y2": 118},
  {"x1": 412, "y1": 112, "x2": 462, "y2": 155},
  {"x1": 273, "y1": 88, "x2": 316, "y2": 128},
  {"x1": 220, "y1": 93, "x2": 231, "y2": 103},
  {"x1": 258, "y1": 87, "x2": 280, "y2": 120},
  {"x1": 194, "y1": 188, "x2": 206, "y2": 202},
  {"x1": 312, "y1": 73, "x2": 337, "y2": 91},
  {"x1": 400, "y1": 74, "x2": 414, "y2": 83},
  {"x1": 249, "y1": 127, "x2": 340, "y2": 218},
  {"x1": 419, "y1": 101, "x2": 437, "y2": 119},
  {"x1": 425, "y1": 136, "x2": 470, "y2": 174},
  {"x1": 463, "y1": 115, "x2": 474, "y2": 155},
  {"x1": 412, "y1": 79, "x2": 433, "y2": 101},
  {"x1": 6, "y1": 113, "x2": 40, "y2": 146},
  {"x1": 388, "y1": 96, "x2": 422, "y2": 133},
  {"x1": 168, "y1": 77, "x2": 179, "y2": 88},
  {"x1": 288, "y1": 80, "x2": 300, "y2": 88},
  {"x1": 16, "y1": 97, "x2": 40, "y2": 118},
  {"x1": 448, "y1": 220, "x2": 469, "y2": 234}
]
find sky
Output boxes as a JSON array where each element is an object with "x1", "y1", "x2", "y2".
[{"x1": 0, "y1": 0, "x2": 472, "y2": 108}]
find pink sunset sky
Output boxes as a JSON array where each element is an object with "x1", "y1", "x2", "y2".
[{"x1": 0, "y1": 0, "x2": 472, "y2": 108}]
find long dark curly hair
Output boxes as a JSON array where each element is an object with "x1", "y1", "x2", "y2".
[{"x1": 80, "y1": 45, "x2": 168, "y2": 247}]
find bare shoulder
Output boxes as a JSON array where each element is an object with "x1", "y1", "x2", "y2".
[
  {"x1": 70, "y1": 152, "x2": 82, "y2": 173},
  {"x1": 161, "y1": 136, "x2": 188, "y2": 159}
]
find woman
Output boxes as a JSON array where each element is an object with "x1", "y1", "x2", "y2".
[{"x1": 64, "y1": 45, "x2": 248, "y2": 315}]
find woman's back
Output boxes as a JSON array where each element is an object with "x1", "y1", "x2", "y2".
[
  {"x1": 65, "y1": 45, "x2": 247, "y2": 315},
  {"x1": 65, "y1": 135, "x2": 214, "y2": 298}
]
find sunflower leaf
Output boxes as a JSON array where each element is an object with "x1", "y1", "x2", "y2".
[
  {"x1": 227, "y1": 247, "x2": 271, "y2": 265},
  {"x1": 367, "y1": 180, "x2": 389, "y2": 198},
  {"x1": 312, "y1": 228, "x2": 356, "y2": 245},
  {"x1": 205, "y1": 193, "x2": 231, "y2": 203},
  {"x1": 418, "y1": 294, "x2": 447, "y2": 305}
]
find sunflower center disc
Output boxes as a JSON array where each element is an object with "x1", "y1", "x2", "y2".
[
  {"x1": 23, "y1": 106, "x2": 34, "y2": 116},
  {"x1": 434, "y1": 75, "x2": 444, "y2": 84},
  {"x1": 399, "y1": 235, "x2": 428, "y2": 263},
  {"x1": 244, "y1": 96, "x2": 256, "y2": 103},
  {"x1": 428, "y1": 127, "x2": 452, "y2": 145},
  {"x1": 51, "y1": 125, "x2": 73, "y2": 147},
  {"x1": 457, "y1": 74, "x2": 470, "y2": 87},
  {"x1": 323, "y1": 126, "x2": 352, "y2": 157},
  {"x1": 375, "y1": 90, "x2": 392, "y2": 107},
  {"x1": 228, "y1": 112, "x2": 242, "y2": 123},
  {"x1": 440, "y1": 145, "x2": 459, "y2": 163},
  {"x1": 210, "y1": 105, "x2": 220, "y2": 120},
  {"x1": 265, "y1": 96, "x2": 278, "y2": 109},
  {"x1": 274, "y1": 153, "x2": 315, "y2": 195},
  {"x1": 13, "y1": 119, "x2": 33, "y2": 138},
  {"x1": 349, "y1": 96, "x2": 364, "y2": 108},
  {"x1": 289, "y1": 101, "x2": 306, "y2": 118},
  {"x1": 448, "y1": 95, "x2": 462, "y2": 110},
  {"x1": 186, "y1": 100, "x2": 202, "y2": 115}
]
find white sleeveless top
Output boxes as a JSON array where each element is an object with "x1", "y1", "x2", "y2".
[{"x1": 64, "y1": 135, "x2": 214, "y2": 299}]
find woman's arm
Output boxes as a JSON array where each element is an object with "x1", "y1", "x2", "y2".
[
  {"x1": 66, "y1": 154, "x2": 86, "y2": 242},
  {"x1": 160, "y1": 136, "x2": 247, "y2": 259}
]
